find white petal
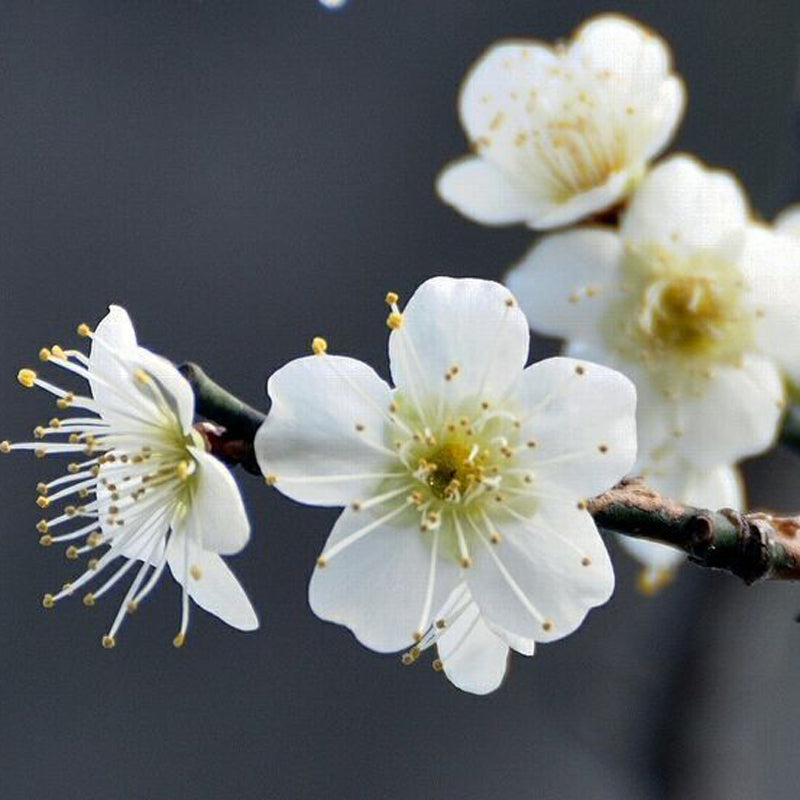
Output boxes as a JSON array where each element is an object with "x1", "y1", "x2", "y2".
[
  {"x1": 256, "y1": 355, "x2": 396, "y2": 507},
  {"x1": 184, "y1": 446, "x2": 251, "y2": 555},
  {"x1": 739, "y1": 225, "x2": 800, "y2": 382},
  {"x1": 467, "y1": 502, "x2": 614, "y2": 642},
  {"x1": 308, "y1": 506, "x2": 460, "y2": 653},
  {"x1": 621, "y1": 154, "x2": 749, "y2": 250},
  {"x1": 134, "y1": 347, "x2": 196, "y2": 434},
  {"x1": 437, "y1": 600, "x2": 510, "y2": 695},
  {"x1": 506, "y1": 228, "x2": 621, "y2": 340},
  {"x1": 89, "y1": 305, "x2": 139, "y2": 420},
  {"x1": 486, "y1": 621, "x2": 535, "y2": 656},
  {"x1": 388, "y1": 277, "x2": 529, "y2": 406},
  {"x1": 775, "y1": 204, "x2": 800, "y2": 238},
  {"x1": 167, "y1": 536, "x2": 258, "y2": 631},
  {"x1": 643, "y1": 355, "x2": 784, "y2": 466},
  {"x1": 436, "y1": 157, "x2": 544, "y2": 226},
  {"x1": 618, "y1": 462, "x2": 744, "y2": 575},
  {"x1": 509, "y1": 357, "x2": 637, "y2": 498}
]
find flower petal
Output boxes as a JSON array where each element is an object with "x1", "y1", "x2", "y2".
[
  {"x1": 134, "y1": 347, "x2": 196, "y2": 435},
  {"x1": 621, "y1": 154, "x2": 749, "y2": 251},
  {"x1": 256, "y1": 355, "x2": 396, "y2": 507},
  {"x1": 389, "y1": 277, "x2": 529, "y2": 406},
  {"x1": 509, "y1": 356, "x2": 637, "y2": 498},
  {"x1": 436, "y1": 157, "x2": 545, "y2": 226},
  {"x1": 308, "y1": 506, "x2": 460, "y2": 653},
  {"x1": 506, "y1": 228, "x2": 621, "y2": 341},
  {"x1": 739, "y1": 225, "x2": 800, "y2": 383},
  {"x1": 167, "y1": 536, "x2": 258, "y2": 631},
  {"x1": 467, "y1": 502, "x2": 614, "y2": 642},
  {"x1": 618, "y1": 462, "x2": 744, "y2": 576},
  {"x1": 89, "y1": 305, "x2": 139, "y2": 421},
  {"x1": 184, "y1": 446, "x2": 251, "y2": 555},
  {"x1": 775, "y1": 204, "x2": 800, "y2": 238},
  {"x1": 436, "y1": 598, "x2": 510, "y2": 695}
]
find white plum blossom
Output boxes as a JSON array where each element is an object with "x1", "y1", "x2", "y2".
[
  {"x1": 506, "y1": 154, "x2": 800, "y2": 472},
  {"x1": 617, "y1": 461, "x2": 744, "y2": 593},
  {"x1": 3, "y1": 306, "x2": 258, "y2": 647},
  {"x1": 437, "y1": 14, "x2": 685, "y2": 230},
  {"x1": 256, "y1": 277, "x2": 637, "y2": 694}
]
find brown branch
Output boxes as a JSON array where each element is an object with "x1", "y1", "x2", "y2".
[{"x1": 588, "y1": 478, "x2": 800, "y2": 583}]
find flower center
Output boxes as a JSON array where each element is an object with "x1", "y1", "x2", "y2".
[{"x1": 425, "y1": 441, "x2": 486, "y2": 501}]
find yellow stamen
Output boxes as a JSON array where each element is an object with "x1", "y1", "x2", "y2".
[
  {"x1": 311, "y1": 337, "x2": 328, "y2": 355},
  {"x1": 17, "y1": 369, "x2": 37, "y2": 388}
]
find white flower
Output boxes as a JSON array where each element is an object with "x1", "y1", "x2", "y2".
[
  {"x1": 437, "y1": 14, "x2": 685, "y2": 230},
  {"x1": 506, "y1": 154, "x2": 798, "y2": 468},
  {"x1": 256, "y1": 277, "x2": 636, "y2": 694},
  {"x1": 3, "y1": 305, "x2": 257, "y2": 647},
  {"x1": 617, "y1": 461, "x2": 744, "y2": 593}
]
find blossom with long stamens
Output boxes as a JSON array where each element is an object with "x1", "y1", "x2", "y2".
[
  {"x1": 437, "y1": 14, "x2": 685, "y2": 230},
  {"x1": 2, "y1": 305, "x2": 257, "y2": 647},
  {"x1": 256, "y1": 277, "x2": 636, "y2": 694},
  {"x1": 506, "y1": 154, "x2": 799, "y2": 470}
]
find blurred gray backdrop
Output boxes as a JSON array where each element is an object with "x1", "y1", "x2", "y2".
[{"x1": 1, "y1": 2, "x2": 800, "y2": 798}]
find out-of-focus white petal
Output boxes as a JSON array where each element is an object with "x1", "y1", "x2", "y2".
[
  {"x1": 621, "y1": 154, "x2": 749, "y2": 250},
  {"x1": 309, "y1": 506, "x2": 460, "y2": 653},
  {"x1": 775, "y1": 204, "x2": 800, "y2": 238},
  {"x1": 256, "y1": 355, "x2": 395, "y2": 507},
  {"x1": 184, "y1": 446, "x2": 250, "y2": 555},
  {"x1": 509, "y1": 357, "x2": 637, "y2": 498},
  {"x1": 389, "y1": 276, "x2": 529, "y2": 404},
  {"x1": 467, "y1": 503, "x2": 614, "y2": 642},
  {"x1": 506, "y1": 228, "x2": 621, "y2": 340},
  {"x1": 436, "y1": 157, "x2": 544, "y2": 226},
  {"x1": 168, "y1": 537, "x2": 258, "y2": 631},
  {"x1": 437, "y1": 600, "x2": 510, "y2": 695},
  {"x1": 739, "y1": 225, "x2": 800, "y2": 383}
]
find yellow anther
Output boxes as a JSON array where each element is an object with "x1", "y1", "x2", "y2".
[
  {"x1": 36, "y1": 519, "x2": 49, "y2": 533},
  {"x1": 38, "y1": 348, "x2": 52, "y2": 362},
  {"x1": 460, "y1": 557, "x2": 473, "y2": 569},
  {"x1": 33, "y1": 426, "x2": 46, "y2": 439},
  {"x1": 69, "y1": 433, "x2": 80, "y2": 444},
  {"x1": 39, "y1": 534, "x2": 53, "y2": 547},
  {"x1": 173, "y1": 633, "x2": 186, "y2": 649},
  {"x1": 176, "y1": 461, "x2": 190, "y2": 481},
  {"x1": 36, "y1": 495, "x2": 50, "y2": 509},
  {"x1": 432, "y1": 659, "x2": 444, "y2": 672},
  {"x1": 48, "y1": 418, "x2": 61, "y2": 429},
  {"x1": 101, "y1": 635, "x2": 116, "y2": 649},
  {"x1": 17, "y1": 369, "x2": 37, "y2": 388},
  {"x1": 126, "y1": 601, "x2": 138, "y2": 614},
  {"x1": 88, "y1": 558, "x2": 99, "y2": 570},
  {"x1": 190, "y1": 565, "x2": 202, "y2": 581},
  {"x1": 134, "y1": 368, "x2": 150, "y2": 384},
  {"x1": 83, "y1": 592, "x2": 96, "y2": 607},
  {"x1": 86, "y1": 531, "x2": 102, "y2": 547},
  {"x1": 385, "y1": 291, "x2": 399, "y2": 306},
  {"x1": 386, "y1": 311, "x2": 404, "y2": 330},
  {"x1": 311, "y1": 336, "x2": 328, "y2": 355},
  {"x1": 636, "y1": 568, "x2": 675, "y2": 596},
  {"x1": 581, "y1": 556, "x2": 592, "y2": 567},
  {"x1": 76, "y1": 323, "x2": 92, "y2": 337},
  {"x1": 65, "y1": 546, "x2": 79, "y2": 560},
  {"x1": 265, "y1": 473, "x2": 277, "y2": 486},
  {"x1": 542, "y1": 620, "x2": 553, "y2": 632},
  {"x1": 61, "y1": 582, "x2": 72, "y2": 591},
  {"x1": 51, "y1": 345, "x2": 66, "y2": 359},
  {"x1": 0, "y1": 441, "x2": 10, "y2": 454},
  {"x1": 316, "y1": 555, "x2": 328, "y2": 569},
  {"x1": 42, "y1": 594, "x2": 55, "y2": 609},
  {"x1": 65, "y1": 505, "x2": 77, "y2": 517}
]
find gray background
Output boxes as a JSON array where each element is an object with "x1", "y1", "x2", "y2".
[{"x1": 1, "y1": 2, "x2": 800, "y2": 798}]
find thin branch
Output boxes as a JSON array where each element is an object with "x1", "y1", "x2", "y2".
[{"x1": 589, "y1": 478, "x2": 800, "y2": 583}]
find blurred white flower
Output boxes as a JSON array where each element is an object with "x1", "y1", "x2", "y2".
[
  {"x1": 617, "y1": 461, "x2": 744, "y2": 593},
  {"x1": 256, "y1": 277, "x2": 636, "y2": 694},
  {"x1": 507, "y1": 154, "x2": 798, "y2": 469},
  {"x1": 3, "y1": 306, "x2": 257, "y2": 647},
  {"x1": 437, "y1": 14, "x2": 685, "y2": 230}
]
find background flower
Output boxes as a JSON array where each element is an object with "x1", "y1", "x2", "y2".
[{"x1": 437, "y1": 14, "x2": 685, "y2": 229}]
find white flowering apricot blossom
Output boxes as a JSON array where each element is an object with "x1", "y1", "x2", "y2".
[
  {"x1": 256, "y1": 277, "x2": 637, "y2": 694},
  {"x1": 2, "y1": 306, "x2": 258, "y2": 647},
  {"x1": 437, "y1": 14, "x2": 685, "y2": 230},
  {"x1": 506, "y1": 154, "x2": 798, "y2": 471},
  {"x1": 617, "y1": 461, "x2": 744, "y2": 593}
]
